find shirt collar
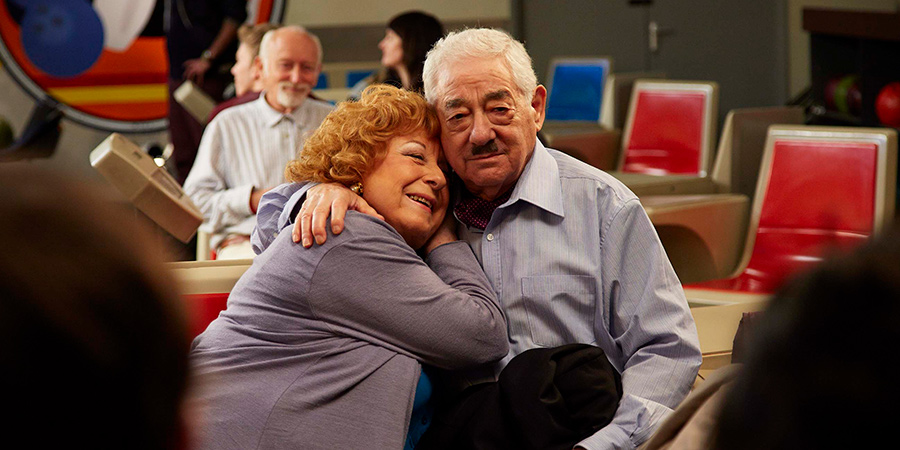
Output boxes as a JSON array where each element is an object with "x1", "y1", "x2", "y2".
[
  {"x1": 256, "y1": 91, "x2": 308, "y2": 128},
  {"x1": 505, "y1": 138, "x2": 565, "y2": 218}
]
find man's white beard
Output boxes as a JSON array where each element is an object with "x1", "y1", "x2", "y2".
[{"x1": 276, "y1": 82, "x2": 309, "y2": 110}]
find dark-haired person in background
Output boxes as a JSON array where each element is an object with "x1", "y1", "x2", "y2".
[{"x1": 348, "y1": 10, "x2": 444, "y2": 98}]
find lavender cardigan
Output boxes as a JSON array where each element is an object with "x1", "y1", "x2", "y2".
[{"x1": 190, "y1": 212, "x2": 508, "y2": 449}]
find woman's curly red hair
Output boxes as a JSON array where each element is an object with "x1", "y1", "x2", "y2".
[{"x1": 285, "y1": 84, "x2": 440, "y2": 185}]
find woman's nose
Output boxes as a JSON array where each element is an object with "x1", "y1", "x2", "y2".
[{"x1": 423, "y1": 163, "x2": 447, "y2": 191}]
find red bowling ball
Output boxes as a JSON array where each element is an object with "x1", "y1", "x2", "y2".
[{"x1": 876, "y1": 82, "x2": 900, "y2": 128}]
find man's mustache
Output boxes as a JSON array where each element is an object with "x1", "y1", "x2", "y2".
[
  {"x1": 472, "y1": 140, "x2": 499, "y2": 156},
  {"x1": 279, "y1": 82, "x2": 311, "y2": 91}
]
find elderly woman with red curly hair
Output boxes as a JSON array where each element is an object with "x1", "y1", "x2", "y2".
[{"x1": 189, "y1": 85, "x2": 508, "y2": 450}]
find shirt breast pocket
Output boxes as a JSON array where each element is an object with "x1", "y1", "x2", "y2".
[{"x1": 521, "y1": 275, "x2": 597, "y2": 347}]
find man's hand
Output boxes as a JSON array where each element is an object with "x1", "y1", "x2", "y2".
[
  {"x1": 183, "y1": 58, "x2": 211, "y2": 84},
  {"x1": 294, "y1": 183, "x2": 383, "y2": 248},
  {"x1": 250, "y1": 187, "x2": 272, "y2": 214}
]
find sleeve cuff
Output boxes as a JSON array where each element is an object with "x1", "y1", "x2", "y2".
[
  {"x1": 231, "y1": 184, "x2": 255, "y2": 217},
  {"x1": 277, "y1": 181, "x2": 318, "y2": 228},
  {"x1": 576, "y1": 424, "x2": 635, "y2": 450},
  {"x1": 252, "y1": 182, "x2": 305, "y2": 254},
  {"x1": 576, "y1": 394, "x2": 675, "y2": 450}
]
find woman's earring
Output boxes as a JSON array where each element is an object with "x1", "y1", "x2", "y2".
[{"x1": 350, "y1": 182, "x2": 364, "y2": 196}]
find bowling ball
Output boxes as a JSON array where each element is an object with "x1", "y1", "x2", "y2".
[
  {"x1": 824, "y1": 77, "x2": 841, "y2": 110},
  {"x1": 876, "y1": 82, "x2": 900, "y2": 128},
  {"x1": 834, "y1": 75, "x2": 859, "y2": 115},
  {"x1": 21, "y1": 0, "x2": 104, "y2": 78},
  {"x1": 0, "y1": 116, "x2": 14, "y2": 148},
  {"x1": 847, "y1": 81, "x2": 862, "y2": 115}
]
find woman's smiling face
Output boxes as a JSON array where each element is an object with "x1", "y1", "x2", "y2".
[{"x1": 361, "y1": 131, "x2": 448, "y2": 249}]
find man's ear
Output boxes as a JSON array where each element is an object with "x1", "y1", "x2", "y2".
[
  {"x1": 253, "y1": 56, "x2": 264, "y2": 78},
  {"x1": 250, "y1": 57, "x2": 262, "y2": 81},
  {"x1": 531, "y1": 85, "x2": 547, "y2": 132},
  {"x1": 313, "y1": 62, "x2": 323, "y2": 84}
]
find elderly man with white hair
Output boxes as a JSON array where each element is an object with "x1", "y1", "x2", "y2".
[
  {"x1": 184, "y1": 26, "x2": 333, "y2": 259},
  {"x1": 253, "y1": 28, "x2": 701, "y2": 449}
]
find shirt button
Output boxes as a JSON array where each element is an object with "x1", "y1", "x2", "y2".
[{"x1": 486, "y1": 233, "x2": 494, "y2": 241}]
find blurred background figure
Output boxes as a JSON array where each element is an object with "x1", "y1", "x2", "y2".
[
  {"x1": 713, "y1": 230, "x2": 900, "y2": 450},
  {"x1": 0, "y1": 166, "x2": 192, "y2": 448},
  {"x1": 348, "y1": 10, "x2": 444, "y2": 98},
  {"x1": 207, "y1": 22, "x2": 281, "y2": 123},
  {"x1": 166, "y1": 0, "x2": 247, "y2": 185}
]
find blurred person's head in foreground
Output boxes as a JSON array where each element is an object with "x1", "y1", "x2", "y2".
[
  {"x1": 0, "y1": 167, "x2": 191, "y2": 448},
  {"x1": 714, "y1": 230, "x2": 900, "y2": 449}
]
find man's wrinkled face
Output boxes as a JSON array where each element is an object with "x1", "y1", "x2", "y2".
[
  {"x1": 258, "y1": 31, "x2": 320, "y2": 113},
  {"x1": 435, "y1": 57, "x2": 546, "y2": 200}
]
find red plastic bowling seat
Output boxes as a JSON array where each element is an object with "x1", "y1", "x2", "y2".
[
  {"x1": 183, "y1": 292, "x2": 230, "y2": 339},
  {"x1": 620, "y1": 80, "x2": 718, "y2": 176},
  {"x1": 684, "y1": 125, "x2": 897, "y2": 305},
  {"x1": 169, "y1": 259, "x2": 252, "y2": 338}
]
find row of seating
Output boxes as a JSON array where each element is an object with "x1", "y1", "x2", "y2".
[
  {"x1": 168, "y1": 263, "x2": 763, "y2": 378},
  {"x1": 683, "y1": 124, "x2": 896, "y2": 305},
  {"x1": 545, "y1": 59, "x2": 716, "y2": 178},
  {"x1": 543, "y1": 59, "x2": 897, "y2": 309},
  {"x1": 548, "y1": 60, "x2": 898, "y2": 375},
  {"x1": 139, "y1": 57, "x2": 899, "y2": 368}
]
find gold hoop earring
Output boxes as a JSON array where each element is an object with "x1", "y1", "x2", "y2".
[{"x1": 350, "y1": 182, "x2": 363, "y2": 196}]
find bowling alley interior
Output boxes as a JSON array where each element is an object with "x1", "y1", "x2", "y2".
[{"x1": 3, "y1": 0, "x2": 900, "y2": 447}]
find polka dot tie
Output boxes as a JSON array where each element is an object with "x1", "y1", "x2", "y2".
[{"x1": 454, "y1": 190, "x2": 512, "y2": 230}]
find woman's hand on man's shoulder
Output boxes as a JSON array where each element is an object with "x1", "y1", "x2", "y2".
[{"x1": 293, "y1": 183, "x2": 383, "y2": 248}]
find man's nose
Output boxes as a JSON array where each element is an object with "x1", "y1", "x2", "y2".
[
  {"x1": 289, "y1": 65, "x2": 302, "y2": 83},
  {"x1": 469, "y1": 112, "x2": 495, "y2": 145}
]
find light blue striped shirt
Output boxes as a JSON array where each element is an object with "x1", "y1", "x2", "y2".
[{"x1": 251, "y1": 140, "x2": 701, "y2": 450}]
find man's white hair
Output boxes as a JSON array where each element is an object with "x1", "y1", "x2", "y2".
[
  {"x1": 258, "y1": 25, "x2": 323, "y2": 67},
  {"x1": 423, "y1": 28, "x2": 537, "y2": 105}
]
